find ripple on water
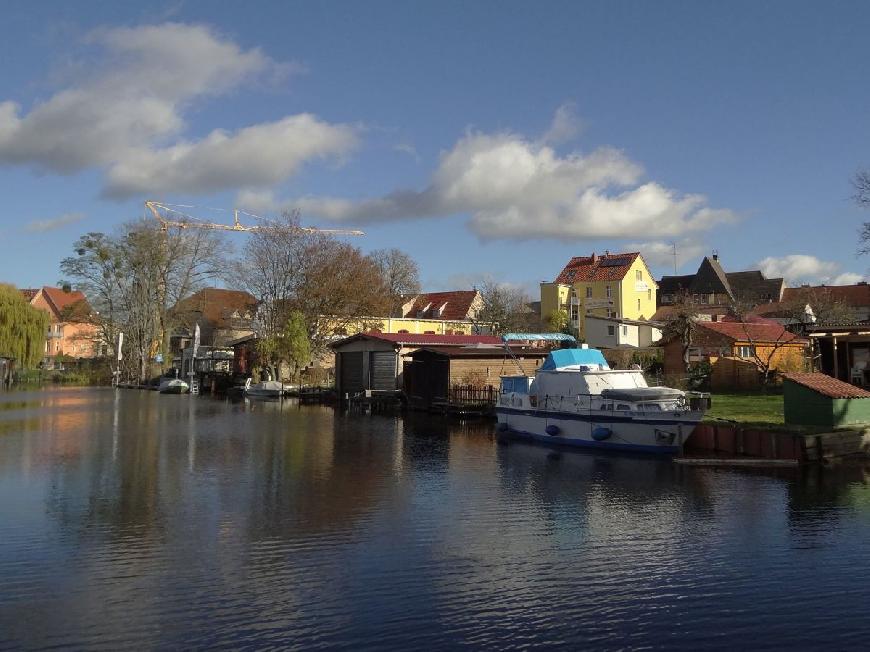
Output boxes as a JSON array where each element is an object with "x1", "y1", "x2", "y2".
[{"x1": 2, "y1": 388, "x2": 870, "y2": 649}]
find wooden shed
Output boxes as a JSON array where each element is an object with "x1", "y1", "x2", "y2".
[
  {"x1": 405, "y1": 346, "x2": 548, "y2": 409},
  {"x1": 330, "y1": 332, "x2": 502, "y2": 398},
  {"x1": 782, "y1": 372, "x2": 870, "y2": 428}
]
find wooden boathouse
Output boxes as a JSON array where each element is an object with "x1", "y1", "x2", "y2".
[
  {"x1": 405, "y1": 346, "x2": 548, "y2": 412},
  {"x1": 330, "y1": 332, "x2": 502, "y2": 398}
]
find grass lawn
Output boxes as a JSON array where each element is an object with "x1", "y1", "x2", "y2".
[{"x1": 704, "y1": 392, "x2": 784, "y2": 425}]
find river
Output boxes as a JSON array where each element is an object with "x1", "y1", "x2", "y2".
[{"x1": 1, "y1": 387, "x2": 870, "y2": 649}]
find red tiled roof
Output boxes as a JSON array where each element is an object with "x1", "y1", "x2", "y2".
[
  {"x1": 554, "y1": 252, "x2": 641, "y2": 283},
  {"x1": 174, "y1": 288, "x2": 258, "y2": 328},
  {"x1": 696, "y1": 320, "x2": 806, "y2": 344},
  {"x1": 29, "y1": 286, "x2": 91, "y2": 320},
  {"x1": 782, "y1": 373, "x2": 870, "y2": 399},
  {"x1": 783, "y1": 284, "x2": 870, "y2": 308},
  {"x1": 332, "y1": 332, "x2": 502, "y2": 348},
  {"x1": 404, "y1": 290, "x2": 480, "y2": 320}
]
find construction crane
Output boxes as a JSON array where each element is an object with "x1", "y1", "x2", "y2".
[{"x1": 145, "y1": 200, "x2": 365, "y2": 236}]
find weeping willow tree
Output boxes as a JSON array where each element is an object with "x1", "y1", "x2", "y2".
[{"x1": 0, "y1": 284, "x2": 48, "y2": 368}]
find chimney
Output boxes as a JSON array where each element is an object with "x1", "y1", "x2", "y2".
[
  {"x1": 712, "y1": 250, "x2": 719, "y2": 261},
  {"x1": 591, "y1": 252, "x2": 597, "y2": 263},
  {"x1": 604, "y1": 249, "x2": 610, "y2": 256}
]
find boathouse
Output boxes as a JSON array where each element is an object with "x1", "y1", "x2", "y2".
[
  {"x1": 405, "y1": 346, "x2": 548, "y2": 410},
  {"x1": 331, "y1": 332, "x2": 502, "y2": 397},
  {"x1": 782, "y1": 372, "x2": 870, "y2": 428}
]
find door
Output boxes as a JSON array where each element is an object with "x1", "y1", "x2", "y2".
[
  {"x1": 340, "y1": 351, "x2": 364, "y2": 395},
  {"x1": 370, "y1": 351, "x2": 396, "y2": 391}
]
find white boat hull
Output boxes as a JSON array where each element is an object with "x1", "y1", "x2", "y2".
[
  {"x1": 496, "y1": 406, "x2": 704, "y2": 455},
  {"x1": 158, "y1": 379, "x2": 189, "y2": 394}
]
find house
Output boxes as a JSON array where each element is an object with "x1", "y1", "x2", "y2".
[
  {"x1": 21, "y1": 286, "x2": 100, "y2": 366},
  {"x1": 540, "y1": 251, "x2": 657, "y2": 340},
  {"x1": 781, "y1": 282, "x2": 870, "y2": 323},
  {"x1": 658, "y1": 254, "x2": 784, "y2": 312},
  {"x1": 326, "y1": 290, "x2": 486, "y2": 339},
  {"x1": 170, "y1": 288, "x2": 258, "y2": 355},
  {"x1": 405, "y1": 346, "x2": 548, "y2": 409},
  {"x1": 660, "y1": 319, "x2": 808, "y2": 390},
  {"x1": 584, "y1": 316, "x2": 663, "y2": 349},
  {"x1": 331, "y1": 332, "x2": 502, "y2": 397}
]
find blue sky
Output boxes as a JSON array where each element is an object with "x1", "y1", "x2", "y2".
[{"x1": 2, "y1": 0, "x2": 869, "y2": 294}]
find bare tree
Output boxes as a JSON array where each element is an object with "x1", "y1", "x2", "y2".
[
  {"x1": 853, "y1": 169, "x2": 870, "y2": 254},
  {"x1": 474, "y1": 281, "x2": 538, "y2": 335},
  {"x1": 661, "y1": 291, "x2": 699, "y2": 373},
  {"x1": 232, "y1": 214, "x2": 391, "y2": 364},
  {"x1": 61, "y1": 220, "x2": 222, "y2": 382},
  {"x1": 370, "y1": 248, "x2": 421, "y2": 315},
  {"x1": 730, "y1": 299, "x2": 804, "y2": 386}
]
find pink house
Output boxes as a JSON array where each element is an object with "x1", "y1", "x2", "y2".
[{"x1": 21, "y1": 286, "x2": 101, "y2": 364}]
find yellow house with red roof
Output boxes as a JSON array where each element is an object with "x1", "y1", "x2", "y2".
[{"x1": 540, "y1": 252, "x2": 657, "y2": 340}]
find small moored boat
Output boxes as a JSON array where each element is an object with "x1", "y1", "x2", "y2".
[
  {"x1": 244, "y1": 378, "x2": 286, "y2": 399},
  {"x1": 158, "y1": 377, "x2": 190, "y2": 394}
]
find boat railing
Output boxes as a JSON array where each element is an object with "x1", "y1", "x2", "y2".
[{"x1": 533, "y1": 392, "x2": 701, "y2": 414}]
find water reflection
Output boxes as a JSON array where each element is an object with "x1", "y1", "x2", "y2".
[{"x1": 2, "y1": 388, "x2": 870, "y2": 649}]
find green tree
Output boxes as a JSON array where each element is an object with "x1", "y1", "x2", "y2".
[
  {"x1": 0, "y1": 284, "x2": 49, "y2": 369},
  {"x1": 256, "y1": 311, "x2": 311, "y2": 382}
]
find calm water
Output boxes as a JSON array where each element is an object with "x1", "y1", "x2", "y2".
[{"x1": 2, "y1": 388, "x2": 870, "y2": 650}]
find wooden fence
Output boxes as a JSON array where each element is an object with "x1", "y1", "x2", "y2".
[{"x1": 448, "y1": 384, "x2": 498, "y2": 407}]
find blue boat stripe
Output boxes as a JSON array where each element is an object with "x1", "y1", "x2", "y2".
[
  {"x1": 501, "y1": 428, "x2": 679, "y2": 455},
  {"x1": 494, "y1": 406, "x2": 694, "y2": 427}
]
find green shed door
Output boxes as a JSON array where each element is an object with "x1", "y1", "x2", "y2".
[
  {"x1": 340, "y1": 352, "x2": 365, "y2": 395},
  {"x1": 370, "y1": 351, "x2": 396, "y2": 391}
]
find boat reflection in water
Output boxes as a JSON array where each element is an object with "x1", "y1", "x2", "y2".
[{"x1": 2, "y1": 388, "x2": 870, "y2": 649}]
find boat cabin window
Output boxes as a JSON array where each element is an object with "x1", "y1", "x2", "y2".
[
  {"x1": 641, "y1": 403, "x2": 662, "y2": 411},
  {"x1": 616, "y1": 404, "x2": 631, "y2": 411}
]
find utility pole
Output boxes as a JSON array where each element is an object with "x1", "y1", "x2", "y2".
[{"x1": 672, "y1": 242, "x2": 678, "y2": 275}]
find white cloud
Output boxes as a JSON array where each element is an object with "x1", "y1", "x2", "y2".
[
  {"x1": 540, "y1": 102, "x2": 583, "y2": 145},
  {"x1": 393, "y1": 143, "x2": 421, "y2": 162},
  {"x1": 244, "y1": 116, "x2": 738, "y2": 241},
  {"x1": 757, "y1": 254, "x2": 865, "y2": 286},
  {"x1": 0, "y1": 23, "x2": 355, "y2": 197},
  {"x1": 24, "y1": 212, "x2": 86, "y2": 233}
]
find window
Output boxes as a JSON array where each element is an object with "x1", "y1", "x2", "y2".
[
  {"x1": 606, "y1": 285, "x2": 612, "y2": 299},
  {"x1": 736, "y1": 345, "x2": 755, "y2": 358},
  {"x1": 622, "y1": 325, "x2": 628, "y2": 336},
  {"x1": 616, "y1": 404, "x2": 631, "y2": 411},
  {"x1": 607, "y1": 325, "x2": 615, "y2": 336},
  {"x1": 398, "y1": 329, "x2": 409, "y2": 334},
  {"x1": 585, "y1": 286, "x2": 592, "y2": 299},
  {"x1": 636, "y1": 270, "x2": 642, "y2": 281},
  {"x1": 570, "y1": 305, "x2": 579, "y2": 321}
]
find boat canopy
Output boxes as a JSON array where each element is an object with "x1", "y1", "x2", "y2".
[
  {"x1": 501, "y1": 333, "x2": 577, "y2": 342},
  {"x1": 540, "y1": 348, "x2": 609, "y2": 371}
]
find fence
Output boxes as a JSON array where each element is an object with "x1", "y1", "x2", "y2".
[{"x1": 448, "y1": 384, "x2": 498, "y2": 407}]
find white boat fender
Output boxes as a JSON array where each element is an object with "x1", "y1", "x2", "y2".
[
  {"x1": 592, "y1": 426, "x2": 612, "y2": 441},
  {"x1": 545, "y1": 424, "x2": 560, "y2": 436}
]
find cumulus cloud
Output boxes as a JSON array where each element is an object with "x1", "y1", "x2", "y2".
[
  {"x1": 24, "y1": 212, "x2": 86, "y2": 233},
  {"x1": 757, "y1": 254, "x2": 865, "y2": 286},
  {"x1": 241, "y1": 118, "x2": 738, "y2": 241},
  {"x1": 0, "y1": 23, "x2": 356, "y2": 197}
]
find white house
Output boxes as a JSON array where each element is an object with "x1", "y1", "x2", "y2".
[{"x1": 584, "y1": 316, "x2": 662, "y2": 349}]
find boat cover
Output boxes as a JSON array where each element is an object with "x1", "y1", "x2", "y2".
[
  {"x1": 601, "y1": 387, "x2": 685, "y2": 402},
  {"x1": 540, "y1": 348, "x2": 609, "y2": 370}
]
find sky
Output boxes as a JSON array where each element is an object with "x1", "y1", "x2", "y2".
[{"x1": 1, "y1": 0, "x2": 870, "y2": 295}]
